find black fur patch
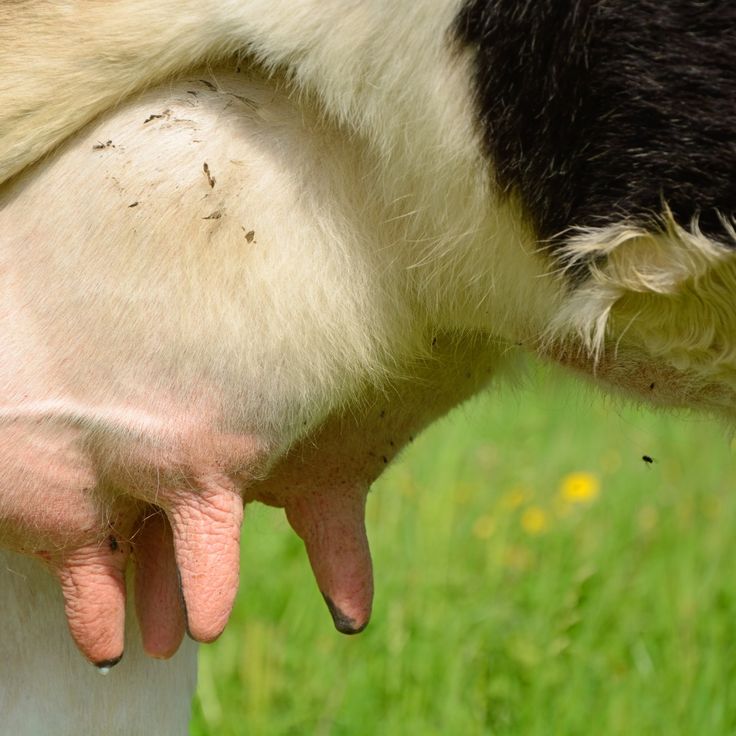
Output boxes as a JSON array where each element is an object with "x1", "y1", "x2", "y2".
[{"x1": 455, "y1": 1, "x2": 736, "y2": 249}]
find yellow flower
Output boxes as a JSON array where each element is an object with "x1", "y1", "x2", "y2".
[
  {"x1": 521, "y1": 506, "x2": 549, "y2": 535},
  {"x1": 472, "y1": 514, "x2": 496, "y2": 539},
  {"x1": 559, "y1": 471, "x2": 600, "y2": 504}
]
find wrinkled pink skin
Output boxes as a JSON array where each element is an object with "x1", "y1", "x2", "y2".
[
  {"x1": 0, "y1": 337, "x2": 496, "y2": 666},
  {"x1": 0, "y1": 414, "x2": 257, "y2": 664}
]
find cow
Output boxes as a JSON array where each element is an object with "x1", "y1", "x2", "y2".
[
  {"x1": 0, "y1": 63, "x2": 502, "y2": 734},
  {"x1": 1, "y1": 1, "x2": 735, "y2": 733}
]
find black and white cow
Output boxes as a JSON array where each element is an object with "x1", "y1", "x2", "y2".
[{"x1": 0, "y1": 2, "x2": 734, "y2": 732}]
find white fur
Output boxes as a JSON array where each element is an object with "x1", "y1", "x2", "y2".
[{"x1": 548, "y1": 211, "x2": 736, "y2": 409}]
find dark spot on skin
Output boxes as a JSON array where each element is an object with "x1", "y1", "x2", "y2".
[
  {"x1": 202, "y1": 209, "x2": 223, "y2": 220},
  {"x1": 203, "y1": 162, "x2": 216, "y2": 188},
  {"x1": 321, "y1": 593, "x2": 367, "y2": 635},
  {"x1": 649, "y1": 382, "x2": 656, "y2": 390},
  {"x1": 236, "y1": 65, "x2": 241, "y2": 73},
  {"x1": 431, "y1": 337, "x2": 437, "y2": 347},
  {"x1": 379, "y1": 409, "x2": 386, "y2": 419},
  {"x1": 409, "y1": 435, "x2": 414, "y2": 443},
  {"x1": 108, "y1": 535, "x2": 118, "y2": 552},
  {"x1": 465, "y1": 372, "x2": 471, "y2": 379},
  {"x1": 244, "y1": 229, "x2": 256, "y2": 243},
  {"x1": 143, "y1": 113, "x2": 164, "y2": 124},
  {"x1": 199, "y1": 79, "x2": 216, "y2": 91},
  {"x1": 389, "y1": 440, "x2": 395, "y2": 447},
  {"x1": 95, "y1": 653, "x2": 123, "y2": 670},
  {"x1": 642, "y1": 455, "x2": 654, "y2": 464},
  {"x1": 382, "y1": 456, "x2": 389, "y2": 464},
  {"x1": 128, "y1": 201, "x2": 139, "y2": 208}
]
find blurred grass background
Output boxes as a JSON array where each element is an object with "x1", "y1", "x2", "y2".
[{"x1": 190, "y1": 362, "x2": 736, "y2": 735}]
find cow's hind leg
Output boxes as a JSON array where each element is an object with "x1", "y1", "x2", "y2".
[{"x1": 0, "y1": 550, "x2": 198, "y2": 736}]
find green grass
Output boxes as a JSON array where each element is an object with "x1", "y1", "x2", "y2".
[{"x1": 190, "y1": 363, "x2": 736, "y2": 736}]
